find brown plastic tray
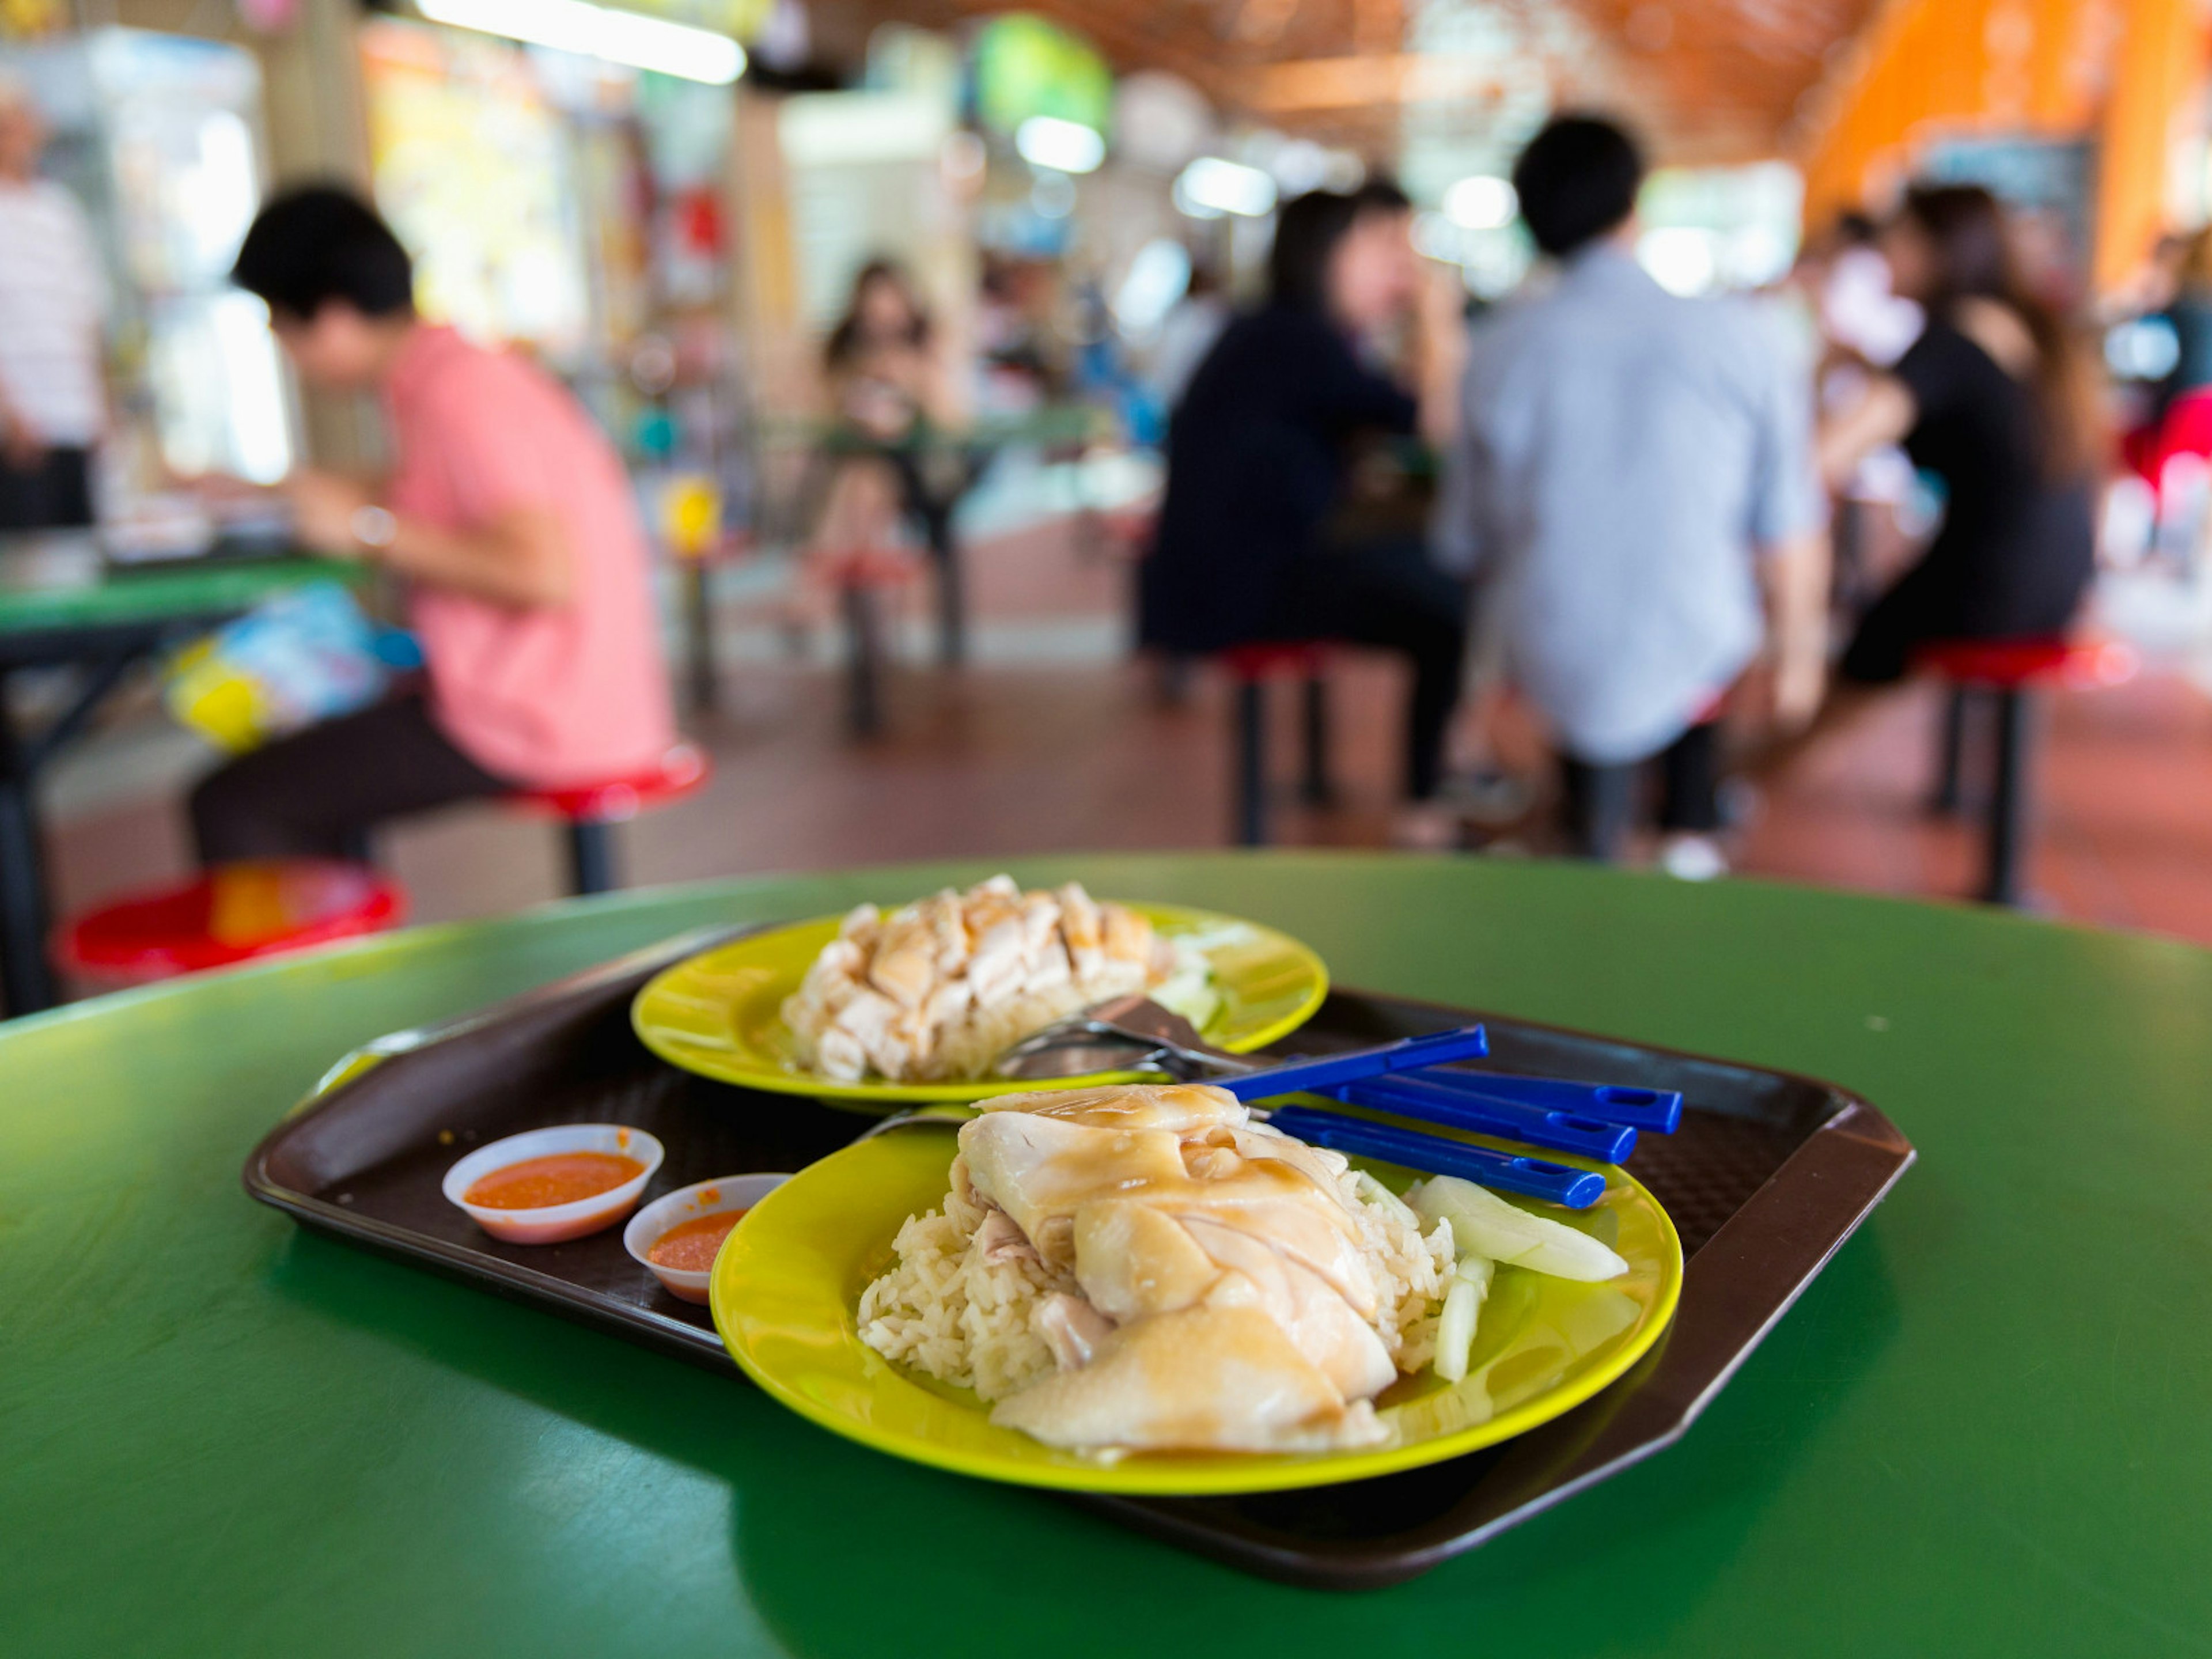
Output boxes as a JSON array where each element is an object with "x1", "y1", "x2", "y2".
[{"x1": 244, "y1": 926, "x2": 1913, "y2": 1589}]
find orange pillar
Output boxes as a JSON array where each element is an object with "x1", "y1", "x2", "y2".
[{"x1": 2093, "y1": 0, "x2": 2210, "y2": 291}]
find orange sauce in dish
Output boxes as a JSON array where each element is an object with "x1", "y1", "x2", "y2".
[
  {"x1": 647, "y1": 1210, "x2": 748, "y2": 1272},
  {"x1": 464, "y1": 1152, "x2": 643, "y2": 1210}
]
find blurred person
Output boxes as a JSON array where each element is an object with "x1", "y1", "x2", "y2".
[
  {"x1": 1796, "y1": 213, "x2": 1924, "y2": 612},
  {"x1": 1435, "y1": 115, "x2": 1829, "y2": 872},
  {"x1": 1813, "y1": 212, "x2": 1924, "y2": 370},
  {"x1": 804, "y1": 259, "x2": 959, "y2": 582},
  {"x1": 1142, "y1": 181, "x2": 1467, "y2": 817},
  {"x1": 0, "y1": 75, "x2": 108, "y2": 532},
  {"x1": 1146, "y1": 260, "x2": 1230, "y2": 414},
  {"x1": 1819, "y1": 185, "x2": 2101, "y2": 685},
  {"x1": 188, "y1": 185, "x2": 675, "y2": 861}
]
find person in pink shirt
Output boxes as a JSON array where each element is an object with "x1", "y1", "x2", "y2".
[{"x1": 191, "y1": 187, "x2": 676, "y2": 861}]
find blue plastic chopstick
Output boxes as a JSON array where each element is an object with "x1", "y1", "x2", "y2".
[
  {"x1": 1377, "y1": 1070, "x2": 1685, "y2": 1134},
  {"x1": 1334, "y1": 1074, "x2": 1637, "y2": 1164},
  {"x1": 1266, "y1": 1105, "x2": 1605, "y2": 1209},
  {"x1": 1218, "y1": 1024, "x2": 1488, "y2": 1101}
]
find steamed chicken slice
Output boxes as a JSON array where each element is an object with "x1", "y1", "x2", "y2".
[
  {"x1": 1177, "y1": 1216, "x2": 1397, "y2": 1400},
  {"x1": 961, "y1": 885, "x2": 1030, "y2": 1010},
  {"x1": 1033, "y1": 1291, "x2": 1115, "y2": 1370},
  {"x1": 1099, "y1": 903, "x2": 1153, "y2": 968},
  {"x1": 958, "y1": 1105, "x2": 1377, "y2": 1308},
  {"x1": 1070, "y1": 1198, "x2": 1223, "y2": 1321},
  {"x1": 1150, "y1": 1156, "x2": 1379, "y2": 1316},
  {"x1": 1055, "y1": 882, "x2": 1104, "y2": 981},
  {"x1": 990, "y1": 1297, "x2": 1387, "y2": 1453},
  {"x1": 1068, "y1": 1197, "x2": 1393, "y2": 1400},
  {"x1": 867, "y1": 905, "x2": 941, "y2": 1010},
  {"x1": 957, "y1": 1111, "x2": 1192, "y2": 1267},
  {"x1": 980, "y1": 1082, "x2": 1247, "y2": 1136}
]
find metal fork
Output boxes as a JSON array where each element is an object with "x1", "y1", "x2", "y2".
[{"x1": 989, "y1": 994, "x2": 1257, "y2": 1081}]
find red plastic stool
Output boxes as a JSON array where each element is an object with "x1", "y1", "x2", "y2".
[
  {"x1": 1917, "y1": 637, "x2": 2139, "y2": 906},
  {"x1": 1219, "y1": 642, "x2": 1335, "y2": 846},
  {"x1": 508, "y1": 742, "x2": 711, "y2": 896},
  {"x1": 58, "y1": 860, "x2": 407, "y2": 986}
]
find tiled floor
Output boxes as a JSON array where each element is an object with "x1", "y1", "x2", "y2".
[
  {"x1": 1739, "y1": 669, "x2": 2212, "y2": 935},
  {"x1": 24, "y1": 512, "x2": 2212, "y2": 1017}
]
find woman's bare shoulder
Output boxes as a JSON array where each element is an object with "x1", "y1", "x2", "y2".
[{"x1": 1953, "y1": 297, "x2": 2038, "y2": 380}]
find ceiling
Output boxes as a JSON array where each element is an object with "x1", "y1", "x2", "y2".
[{"x1": 808, "y1": 0, "x2": 1887, "y2": 163}]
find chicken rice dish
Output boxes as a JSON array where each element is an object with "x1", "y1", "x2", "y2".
[
  {"x1": 856, "y1": 1082, "x2": 1468, "y2": 1455},
  {"x1": 782, "y1": 876, "x2": 1202, "y2": 1084}
]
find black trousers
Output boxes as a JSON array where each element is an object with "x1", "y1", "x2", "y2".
[
  {"x1": 190, "y1": 694, "x2": 512, "y2": 863},
  {"x1": 1559, "y1": 719, "x2": 1722, "y2": 862},
  {"x1": 0, "y1": 446, "x2": 94, "y2": 531},
  {"x1": 1266, "y1": 537, "x2": 1467, "y2": 800}
]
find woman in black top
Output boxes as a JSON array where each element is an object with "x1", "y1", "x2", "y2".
[
  {"x1": 1141, "y1": 184, "x2": 1466, "y2": 801},
  {"x1": 1820, "y1": 185, "x2": 2102, "y2": 681}
]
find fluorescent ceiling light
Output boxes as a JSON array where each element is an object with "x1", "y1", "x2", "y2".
[
  {"x1": 1174, "y1": 156, "x2": 1277, "y2": 218},
  {"x1": 1016, "y1": 115, "x2": 1105, "y2": 175},
  {"x1": 417, "y1": 0, "x2": 746, "y2": 84},
  {"x1": 1442, "y1": 175, "x2": 1516, "y2": 230}
]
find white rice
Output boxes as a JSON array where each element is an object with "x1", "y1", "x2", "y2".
[{"x1": 856, "y1": 1155, "x2": 1456, "y2": 1403}]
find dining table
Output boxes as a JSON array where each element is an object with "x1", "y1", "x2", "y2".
[
  {"x1": 0, "y1": 533, "x2": 361, "y2": 1014},
  {"x1": 3, "y1": 851, "x2": 2205, "y2": 1658}
]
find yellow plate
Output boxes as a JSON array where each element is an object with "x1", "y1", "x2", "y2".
[
  {"x1": 710, "y1": 1130, "x2": 1683, "y2": 1497},
  {"x1": 631, "y1": 902, "x2": 1329, "y2": 1106}
]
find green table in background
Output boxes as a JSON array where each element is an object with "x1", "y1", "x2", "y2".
[
  {"x1": 4, "y1": 853, "x2": 2205, "y2": 1657},
  {"x1": 0, "y1": 537, "x2": 361, "y2": 1013}
]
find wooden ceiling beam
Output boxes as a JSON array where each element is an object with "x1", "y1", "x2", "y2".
[{"x1": 818, "y1": 0, "x2": 1892, "y2": 162}]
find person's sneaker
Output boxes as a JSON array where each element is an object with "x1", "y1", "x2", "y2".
[{"x1": 1657, "y1": 834, "x2": 1729, "y2": 881}]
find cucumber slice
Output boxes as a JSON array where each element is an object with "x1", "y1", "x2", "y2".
[
  {"x1": 1406, "y1": 1174, "x2": 1628, "y2": 1282},
  {"x1": 1434, "y1": 1277, "x2": 1480, "y2": 1382}
]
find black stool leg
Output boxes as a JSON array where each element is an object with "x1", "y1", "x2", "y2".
[
  {"x1": 1932, "y1": 685, "x2": 1970, "y2": 815},
  {"x1": 566, "y1": 821, "x2": 617, "y2": 896},
  {"x1": 1301, "y1": 672, "x2": 1333, "y2": 806},
  {"x1": 934, "y1": 535, "x2": 966, "y2": 668},
  {"x1": 843, "y1": 584, "x2": 883, "y2": 738},
  {"x1": 1982, "y1": 687, "x2": 2034, "y2": 906},
  {"x1": 685, "y1": 562, "x2": 717, "y2": 714},
  {"x1": 1233, "y1": 679, "x2": 1267, "y2": 846},
  {"x1": 336, "y1": 826, "x2": 374, "y2": 866},
  {"x1": 0, "y1": 764, "x2": 55, "y2": 1015}
]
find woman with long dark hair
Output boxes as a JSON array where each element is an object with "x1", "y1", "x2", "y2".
[
  {"x1": 806, "y1": 260, "x2": 955, "y2": 573},
  {"x1": 1142, "y1": 183, "x2": 1466, "y2": 810},
  {"x1": 1820, "y1": 185, "x2": 2104, "y2": 680}
]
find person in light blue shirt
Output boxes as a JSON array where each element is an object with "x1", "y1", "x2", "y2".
[{"x1": 1435, "y1": 115, "x2": 1830, "y2": 872}]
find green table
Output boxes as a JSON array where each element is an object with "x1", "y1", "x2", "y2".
[
  {"x1": 0, "y1": 546, "x2": 362, "y2": 637},
  {"x1": 5, "y1": 853, "x2": 2206, "y2": 1656},
  {"x1": 0, "y1": 539, "x2": 360, "y2": 1013}
]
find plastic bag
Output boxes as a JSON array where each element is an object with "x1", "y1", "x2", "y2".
[{"x1": 165, "y1": 581, "x2": 417, "y2": 753}]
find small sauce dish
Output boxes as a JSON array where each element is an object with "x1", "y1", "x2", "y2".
[
  {"x1": 623, "y1": 1173, "x2": 789, "y2": 1304},
  {"x1": 443, "y1": 1124, "x2": 665, "y2": 1245}
]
